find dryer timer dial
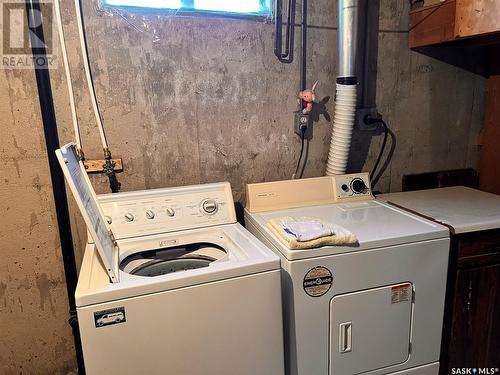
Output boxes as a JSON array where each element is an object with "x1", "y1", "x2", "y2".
[
  {"x1": 201, "y1": 199, "x2": 218, "y2": 214},
  {"x1": 351, "y1": 178, "x2": 368, "y2": 194}
]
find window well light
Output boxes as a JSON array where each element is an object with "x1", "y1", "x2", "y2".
[
  {"x1": 104, "y1": 0, "x2": 181, "y2": 9},
  {"x1": 194, "y1": 0, "x2": 261, "y2": 13},
  {"x1": 104, "y1": 0, "x2": 271, "y2": 15}
]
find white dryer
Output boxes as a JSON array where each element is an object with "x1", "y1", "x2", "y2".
[
  {"x1": 56, "y1": 144, "x2": 284, "y2": 375},
  {"x1": 244, "y1": 174, "x2": 450, "y2": 375}
]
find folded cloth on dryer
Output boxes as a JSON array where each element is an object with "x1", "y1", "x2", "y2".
[{"x1": 266, "y1": 216, "x2": 358, "y2": 250}]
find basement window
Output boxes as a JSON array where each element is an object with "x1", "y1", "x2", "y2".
[{"x1": 103, "y1": 0, "x2": 272, "y2": 16}]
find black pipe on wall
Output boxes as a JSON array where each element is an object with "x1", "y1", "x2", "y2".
[
  {"x1": 274, "y1": 0, "x2": 296, "y2": 63},
  {"x1": 355, "y1": 0, "x2": 380, "y2": 129},
  {"x1": 300, "y1": 0, "x2": 308, "y2": 91},
  {"x1": 25, "y1": 1, "x2": 85, "y2": 373}
]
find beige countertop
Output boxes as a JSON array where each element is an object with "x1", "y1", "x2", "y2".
[{"x1": 378, "y1": 186, "x2": 500, "y2": 234}]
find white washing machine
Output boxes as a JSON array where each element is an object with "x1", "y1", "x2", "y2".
[
  {"x1": 244, "y1": 174, "x2": 450, "y2": 375},
  {"x1": 56, "y1": 144, "x2": 285, "y2": 375}
]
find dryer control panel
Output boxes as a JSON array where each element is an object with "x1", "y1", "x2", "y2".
[
  {"x1": 97, "y1": 182, "x2": 237, "y2": 240},
  {"x1": 246, "y1": 174, "x2": 373, "y2": 213}
]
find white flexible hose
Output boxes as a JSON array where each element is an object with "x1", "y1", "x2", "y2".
[
  {"x1": 74, "y1": 0, "x2": 109, "y2": 151},
  {"x1": 326, "y1": 84, "x2": 357, "y2": 175},
  {"x1": 54, "y1": 0, "x2": 82, "y2": 151}
]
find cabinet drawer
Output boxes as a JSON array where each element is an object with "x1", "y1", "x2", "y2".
[
  {"x1": 457, "y1": 231, "x2": 500, "y2": 267},
  {"x1": 446, "y1": 264, "x2": 500, "y2": 371}
]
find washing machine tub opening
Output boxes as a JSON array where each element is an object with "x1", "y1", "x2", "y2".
[{"x1": 120, "y1": 242, "x2": 227, "y2": 277}]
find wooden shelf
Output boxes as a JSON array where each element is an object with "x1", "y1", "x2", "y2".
[
  {"x1": 409, "y1": 0, "x2": 500, "y2": 48},
  {"x1": 409, "y1": 1, "x2": 457, "y2": 48},
  {"x1": 456, "y1": 0, "x2": 500, "y2": 39}
]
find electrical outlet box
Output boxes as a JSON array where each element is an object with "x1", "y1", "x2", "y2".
[
  {"x1": 356, "y1": 108, "x2": 379, "y2": 131},
  {"x1": 333, "y1": 173, "x2": 373, "y2": 201},
  {"x1": 294, "y1": 112, "x2": 311, "y2": 136}
]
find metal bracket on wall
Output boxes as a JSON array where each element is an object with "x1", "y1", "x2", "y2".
[{"x1": 84, "y1": 159, "x2": 124, "y2": 174}]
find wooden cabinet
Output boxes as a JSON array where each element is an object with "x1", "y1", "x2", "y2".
[
  {"x1": 440, "y1": 230, "x2": 500, "y2": 374},
  {"x1": 409, "y1": 0, "x2": 500, "y2": 48}
]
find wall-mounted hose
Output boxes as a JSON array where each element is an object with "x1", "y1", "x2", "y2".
[
  {"x1": 326, "y1": 0, "x2": 359, "y2": 176},
  {"x1": 74, "y1": 0, "x2": 121, "y2": 193},
  {"x1": 54, "y1": 0, "x2": 83, "y2": 156},
  {"x1": 74, "y1": 0, "x2": 109, "y2": 152}
]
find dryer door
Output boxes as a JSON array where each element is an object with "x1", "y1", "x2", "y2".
[{"x1": 329, "y1": 283, "x2": 413, "y2": 375}]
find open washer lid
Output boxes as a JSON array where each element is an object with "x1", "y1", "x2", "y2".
[{"x1": 56, "y1": 143, "x2": 120, "y2": 283}]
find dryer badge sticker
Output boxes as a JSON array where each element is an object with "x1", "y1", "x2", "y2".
[
  {"x1": 94, "y1": 307, "x2": 126, "y2": 328},
  {"x1": 303, "y1": 266, "x2": 333, "y2": 297}
]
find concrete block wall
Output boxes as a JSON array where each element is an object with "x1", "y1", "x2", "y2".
[
  {"x1": 0, "y1": 48, "x2": 77, "y2": 374},
  {"x1": 0, "y1": 0, "x2": 485, "y2": 373}
]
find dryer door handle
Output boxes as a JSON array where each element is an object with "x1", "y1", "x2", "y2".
[{"x1": 339, "y1": 322, "x2": 352, "y2": 353}]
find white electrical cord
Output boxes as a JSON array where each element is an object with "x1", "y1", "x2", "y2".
[
  {"x1": 326, "y1": 84, "x2": 357, "y2": 175},
  {"x1": 74, "y1": 0, "x2": 110, "y2": 152},
  {"x1": 54, "y1": 0, "x2": 82, "y2": 152}
]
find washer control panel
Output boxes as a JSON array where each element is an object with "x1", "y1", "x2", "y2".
[
  {"x1": 97, "y1": 182, "x2": 236, "y2": 240},
  {"x1": 334, "y1": 173, "x2": 373, "y2": 201}
]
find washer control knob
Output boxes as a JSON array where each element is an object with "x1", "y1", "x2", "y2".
[
  {"x1": 146, "y1": 210, "x2": 155, "y2": 219},
  {"x1": 105, "y1": 216, "x2": 113, "y2": 225},
  {"x1": 124, "y1": 213, "x2": 135, "y2": 222},
  {"x1": 351, "y1": 178, "x2": 367, "y2": 194},
  {"x1": 202, "y1": 199, "x2": 218, "y2": 214},
  {"x1": 166, "y1": 208, "x2": 176, "y2": 217}
]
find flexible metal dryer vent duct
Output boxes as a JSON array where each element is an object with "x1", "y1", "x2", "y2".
[{"x1": 326, "y1": 0, "x2": 359, "y2": 175}]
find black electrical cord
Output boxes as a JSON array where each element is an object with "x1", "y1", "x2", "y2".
[
  {"x1": 294, "y1": 126, "x2": 307, "y2": 178},
  {"x1": 370, "y1": 119, "x2": 389, "y2": 182},
  {"x1": 299, "y1": 139, "x2": 308, "y2": 179}
]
